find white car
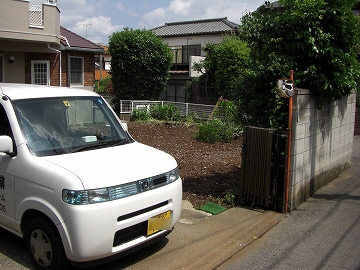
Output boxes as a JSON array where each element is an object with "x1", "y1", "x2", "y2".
[{"x1": 0, "y1": 83, "x2": 182, "y2": 270}]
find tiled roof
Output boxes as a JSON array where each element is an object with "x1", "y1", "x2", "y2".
[
  {"x1": 60, "y1": 26, "x2": 104, "y2": 53},
  {"x1": 152, "y1": 17, "x2": 239, "y2": 37}
]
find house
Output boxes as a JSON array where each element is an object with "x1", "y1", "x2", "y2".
[
  {"x1": 152, "y1": 17, "x2": 239, "y2": 104},
  {"x1": 0, "y1": 0, "x2": 103, "y2": 90},
  {"x1": 95, "y1": 44, "x2": 111, "y2": 81}
]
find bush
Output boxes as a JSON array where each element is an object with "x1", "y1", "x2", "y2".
[
  {"x1": 195, "y1": 99, "x2": 241, "y2": 143},
  {"x1": 195, "y1": 119, "x2": 237, "y2": 143},
  {"x1": 130, "y1": 107, "x2": 152, "y2": 121},
  {"x1": 150, "y1": 104, "x2": 181, "y2": 121},
  {"x1": 214, "y1": 99, "x2": 237, "y2": 123},
  {"x1": 94, "y1": 76, "x2": 112, "y2": 95}
]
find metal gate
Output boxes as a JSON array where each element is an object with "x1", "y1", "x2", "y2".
[{"x1": 240, "y1": 126, "x2": 287, "y2": 212}]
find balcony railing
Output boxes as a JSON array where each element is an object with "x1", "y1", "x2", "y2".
[
  {"x1": 29, "y1": 1, "x2": 57, "y2": 27},
  {"x1": 29, "y1": 2, "x2": 43, "y2": 26}
]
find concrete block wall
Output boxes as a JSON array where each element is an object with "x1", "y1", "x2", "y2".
[
  {"x1": 355, "y1": 107, "x2": 360, "y2": 135},
  {"x1": 287, "y1": 88, "x2": 356, "y2": 210}
]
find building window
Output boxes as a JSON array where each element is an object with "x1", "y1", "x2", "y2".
[
  {"x1": 70, "y1": 57, "x2": 84, "y2": 86},
  {"x1": 31, "y1": 61, "x2": 50, "y2": 85},
  {"x1": 182, "y1": 45, "x2": 201, "y2": 64},
  {"x1": 164, "y1": 80, "x2": 186, "y2": 102}
]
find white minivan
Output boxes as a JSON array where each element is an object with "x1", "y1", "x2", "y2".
[{"x1": 0, "y1": 83, "x2": 182, "y2": 269}]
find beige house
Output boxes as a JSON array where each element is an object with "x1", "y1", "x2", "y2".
[
  {"x1": 152, "y1": 17, "x2": 239, "y2": 104},
  {"x1": 0, "y1": 0, "x2": 103, "y2": 90}
]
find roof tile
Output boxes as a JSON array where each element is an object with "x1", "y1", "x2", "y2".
[
  {"x1": 152, "y1": 17, "x2": 239, "y2": 37},
  {"x1": 60, "y1": 26, "x2": 103, "y2": 52}
]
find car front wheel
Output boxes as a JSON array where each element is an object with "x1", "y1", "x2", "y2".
[{"x1": 26, "y1": 217, "x2": 69, "y2": 270}]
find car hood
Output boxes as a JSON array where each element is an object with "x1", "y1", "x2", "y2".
[{"x1": 41, "y1": 142, "x2": 178, "y2": 190}]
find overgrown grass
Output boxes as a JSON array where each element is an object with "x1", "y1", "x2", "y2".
[
  {"x1": 195, "y1": 99, "x2": 241, "y2": 143},
  {"x1": 150, "y1": 104, "x2": 182, "y2": 121},
  {"x1": 130, "y1": 107, "x2": 152, "y2": 121},
  {"x1": 194, "y1": 119, "x2": 238, "y2": 143},
  {"x1": 130, "y1": 103, "x2": 182, "y2": 122}
]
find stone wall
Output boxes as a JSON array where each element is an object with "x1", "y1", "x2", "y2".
[{"x1": 288, "y1": 89, "x2": 356, "y2": 210}]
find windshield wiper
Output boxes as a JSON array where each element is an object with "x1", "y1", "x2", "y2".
[
  {"x1": 68, "y1": 142, "x2": 108, "y2": 153},
  {"x1": 68, "y1": 139, "x2": 130, "y2": 153},
  {"x1": 47, "y1": 138, "x2": 62, "y2": 155},
  {"x1": 110, "y1": 139, "x2": 131, "y2": 146}
]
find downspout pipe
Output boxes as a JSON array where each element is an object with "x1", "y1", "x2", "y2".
[
  {"x1": 60, "y1": 35, "x2": 71, "y2": 87},
  {"x1": 284, "y1": 70, "x2": 294, "y2": 213},
  {"x1": 47, "y1": 43, "x2": 61, "y2": 87}
]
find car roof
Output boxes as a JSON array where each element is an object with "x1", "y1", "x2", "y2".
[{"x1": 0, "y1": 83, "x2": 99, "y2": 101}]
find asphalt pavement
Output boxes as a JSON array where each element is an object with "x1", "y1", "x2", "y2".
[
  {"x1": 219, "y1": 136, "x2": 360, "y2": 270},
  {"x1": 0, "y1": 137, "x2": 359, "y2": 270}
]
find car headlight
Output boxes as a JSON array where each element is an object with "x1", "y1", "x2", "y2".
[
  {"x1": 62, "y1": 167, "x2": 180, "y2": 205},
  {"x1": 168, "y1": 168, "x2": 180, "y2": 183},
  {"x1": 62, "y1": 188, "x2": 110, "y2": 205}
]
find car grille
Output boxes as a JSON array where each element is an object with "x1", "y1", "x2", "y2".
[{"x1": 106, "y1": 169, "x2": 178, "y2": 201}]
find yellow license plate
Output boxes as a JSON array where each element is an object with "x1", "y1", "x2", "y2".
[{"x1": 147, "y1": 210, "x2": 172, "y2": 235}]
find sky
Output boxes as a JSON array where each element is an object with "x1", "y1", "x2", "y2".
[{"x1": 57, "y1": 0, "x2": 267, "y2": 45}]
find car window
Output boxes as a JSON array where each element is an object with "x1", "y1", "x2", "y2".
[{"x1": 14, "y1": 97, "x2": 131, "y2": 156}]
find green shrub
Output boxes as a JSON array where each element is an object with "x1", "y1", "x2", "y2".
[
  {"x1": 182, "y1": 111, "x2": 198, "y2": 123},
  {"x1": 214, "y1": 99, "x2": 237, "y2": 123},
  {"x1": 195, "y1": 119, "x2": 237, "y2": 143},
  {"x1": 150, "y1": 104, "x2": 181, "y2": 121},
  {"x1": 94, "y1": 76, "x2": 112, "y2": 95},
  {"x1": 195, "y1": 120, "x2": 221, "y2": 143},
  {"x1": 195, "y1": 99, "x2": 240, "y2": 143},
  {"x1": 130, "y1": 107, "x2": 152, "y2": 121}
]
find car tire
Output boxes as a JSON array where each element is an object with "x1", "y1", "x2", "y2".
[{"x1": 25, "y1": 217, "x2": 69, "y2": 270}]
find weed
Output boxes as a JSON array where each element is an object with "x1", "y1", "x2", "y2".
[
  {"x1": 130, "y1": 107, "x2": 152, "y2": 121},
  {"x1": 150, "y1": 104, "x2": 181, "y2": 121}
]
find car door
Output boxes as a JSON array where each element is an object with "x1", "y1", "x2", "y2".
[{"x1": 0, "y1": 104, "x2": 16, "y2": 230}]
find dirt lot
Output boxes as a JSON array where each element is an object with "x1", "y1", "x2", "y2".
[{"x1": 127, "y1": 122, "x2": 242, "y2": 208}]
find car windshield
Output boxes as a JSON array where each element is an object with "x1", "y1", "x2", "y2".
[{"x1": 14, "y1": 96, "x2": 132, "y2": 156}]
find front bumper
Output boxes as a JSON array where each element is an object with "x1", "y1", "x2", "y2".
[{"x1": 58, "y1": 178, "x2": 182, "y2": 263}]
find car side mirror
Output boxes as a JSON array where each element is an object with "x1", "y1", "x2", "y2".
[{"x1": 0, "y1": 135, "x2": 14, "y2": 155}]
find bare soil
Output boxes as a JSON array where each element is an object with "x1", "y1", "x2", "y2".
[{"x1": 127, "y1": 122, "x2": 242, "y2": 208}]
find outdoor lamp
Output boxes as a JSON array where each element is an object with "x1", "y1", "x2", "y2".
[{"x1": 9, "y1": 55, "x2": 15, "y2": 63}]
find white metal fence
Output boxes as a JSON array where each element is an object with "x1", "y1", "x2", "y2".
[{"x1": 118, "y1": 100, "x2": 217, "y2": 120}]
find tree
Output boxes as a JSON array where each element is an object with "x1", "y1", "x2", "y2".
[
  {"x1": 233, "y1": 0, "x2": 360, "y2": 128},
  {"x1": 108, "y1": 28, "x2": 173, "y2": 101},
  {"x1": 240, "y1": 0, "x2": 360, "y2": 104},
  {"x1": 193, "y1": 36, "x2": 251, "y2": 99}
]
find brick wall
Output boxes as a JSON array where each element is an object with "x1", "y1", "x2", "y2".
[
  {"x1": 59, "y1": 51, "x2": 95, "y2": 88},
  {"x1": 25, "y1": 51, "x2": 95, "y2": 88},
  {"x1": 25, "y1": 53, "x2": 60, "y2": 86}
]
